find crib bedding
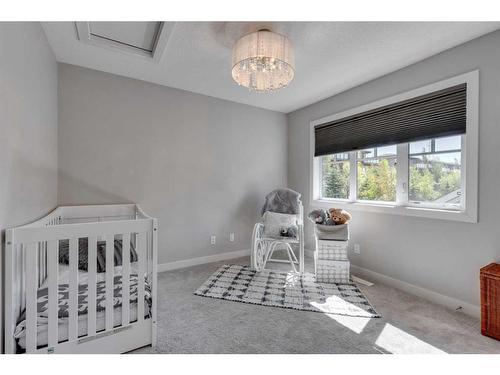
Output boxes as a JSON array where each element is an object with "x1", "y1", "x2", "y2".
[
  {"x1": 16, "y1": 302, "x2": 144, "y2": 350},
  {"x1": 14, "y1": 264, "x2": 151, "y2": 350},
  {"x1": 58, "y1": 237, "x2": 139, "y2": 273}
]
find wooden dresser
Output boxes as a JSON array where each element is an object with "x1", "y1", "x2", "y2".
[{"x1": 480, "y1": 263, "x2": 500, "y2": 340}]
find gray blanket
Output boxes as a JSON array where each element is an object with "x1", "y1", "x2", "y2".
[{"x1": 261, "y1": 188, "x2": 301, "y2": 216}]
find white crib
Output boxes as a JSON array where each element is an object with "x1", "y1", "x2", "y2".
[{"x1": 4, "y1": 204, "x2": 158, "y2": 354}]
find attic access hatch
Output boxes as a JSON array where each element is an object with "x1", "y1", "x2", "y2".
[{"x1": 75, "y1": 22, "x2": 173, "y2": 62}]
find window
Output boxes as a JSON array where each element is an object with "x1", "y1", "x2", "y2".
[
  {"x1": 311, "y1": 71, "x2": 478, "y2": 222},
  {"x1": 320, "y1": 153, "x2": 350, "y2": 199},
  {"x1": 409, "y1": 135, "x2": 462, "y2": 208},
  {"x1": 318, "y1": 135, "x2": 463, "y2": 208},
  {"x1": 357, "y1": 145, "x2": 397, "y2": 202}
]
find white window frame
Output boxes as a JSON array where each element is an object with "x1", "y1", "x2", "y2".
[{"x1": 310, "y1": 70, "x2": 479, "y2": 223}]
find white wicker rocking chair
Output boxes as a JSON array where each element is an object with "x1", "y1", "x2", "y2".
[{"x1": 250, "y1": 193, "x2": 305, "y2": 274}]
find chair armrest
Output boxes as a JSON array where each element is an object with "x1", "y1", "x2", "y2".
[{"x1": 253, "y1": 222, "x2": 264, "y2": 239}]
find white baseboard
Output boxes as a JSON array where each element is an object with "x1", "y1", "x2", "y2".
[
  {"x1": 350, "y1": 264, "x2": 480, "y2": 318},
  {"x1": 158, "y1": 249, "x2": 250, "y2": 272},
  {"x1": 351, "y1": 275, "x2": 374, "y2": 286}
]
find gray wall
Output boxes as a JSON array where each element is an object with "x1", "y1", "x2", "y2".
[
  {"x1": 0, "y1": 22, "x2": 58, "y2": 353},
  {"x1": 58, "y1": 64, "x2": 287, "y2": 265},
  {"x1": 288, "y1": 29, "x2": 500, "y2": 307}
]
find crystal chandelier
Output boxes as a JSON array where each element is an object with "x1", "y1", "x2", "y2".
[{"x1": 231, "y1": 29, "x2": 295, "y2": 92}]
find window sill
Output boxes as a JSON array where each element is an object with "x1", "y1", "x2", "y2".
[{"x1": 310, "y1": 199, "x2": 477, "y2": 223}]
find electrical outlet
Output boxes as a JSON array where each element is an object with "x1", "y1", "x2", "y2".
[
  {"x1": 229, "y1": 232, "x2": 235, "y2": 242},
  {"x1": 210, "y1": 235, "x2": 216, "y2": 245},
  {"x1": 354, "y1": 244, "x2": 361, "y2": 254}
]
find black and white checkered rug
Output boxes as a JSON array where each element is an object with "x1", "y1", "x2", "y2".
[{"x1": 194, "y1": 264, "x2": 380, "y2": 318}]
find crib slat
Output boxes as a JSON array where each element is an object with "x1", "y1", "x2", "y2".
[
  {"x1": 87, "y1": 236, "x2": 97, "y2": 336},
  {"x1": 105, "y1": 234, "x2": 114, "y2": 331},
  {"x1": 43, "y1": 242, "x2": 47, "y2": 285},
  {"x1": 122, "y1": 233, "x2": 131, "y2": 326},
  {"x1": 25, "y1": 243, "x2": 38, "y2": 353},
  {"x1": 137, "y1": 232, "x2": 147, "y2": 322},
  {"x1": 4, "y1": 231, "x2": 17, "y2": 354},
  {"x1": 47, "y1": 240, "x2": 59, "y2": 347},
  {"x1": 68, "y1": 238, "x2": 78, "y2": 341},
  {"x1": 151, "y1": 219, "x2": 158, "y2": 347}
]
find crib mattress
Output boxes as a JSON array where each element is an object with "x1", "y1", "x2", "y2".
[{"x1": 14, "y1": 264, "x2": 151, "y2": 351}]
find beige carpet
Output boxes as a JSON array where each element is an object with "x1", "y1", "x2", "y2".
[{"x1": 131, "y1": 255, "x2": 500, "y2": 354}]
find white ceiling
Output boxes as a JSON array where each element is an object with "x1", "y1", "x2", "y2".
[{"x1": 42, "y1": 22, "x2": 500, "y2": 113}]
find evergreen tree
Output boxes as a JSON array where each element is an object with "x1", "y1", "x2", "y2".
[{"x1": 324, "y1": 162, "x2": 349, "y2": 198}]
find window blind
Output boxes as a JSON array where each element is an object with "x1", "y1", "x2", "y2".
[{"x1": 314, "y1": 83, "x2": 467, "y2": 157}]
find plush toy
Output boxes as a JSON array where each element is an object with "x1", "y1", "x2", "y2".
[
  {"x1": 328, "y1": 208, "x2": 352, "y2": 225},
  {"x1": 280, "y1": 225, "x2": 298, "y2": 238},
  {"x1": 307, "y1": 209, "x2": 328, "y2": 225},
  {"x1": 325, "y1": 217, "x2": 335, "y2": 226}
]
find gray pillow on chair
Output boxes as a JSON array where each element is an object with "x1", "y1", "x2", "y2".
[{"x1": 263, "y1": 211, "x2": 298, "y2": 239}]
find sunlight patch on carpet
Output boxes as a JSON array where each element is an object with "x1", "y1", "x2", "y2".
[
  {"x1": 375, "y1": 323, "x2": 446, "y2": 354},
  {"x1": 310, "y1": 298, "x2": 372, "y2": 333}
]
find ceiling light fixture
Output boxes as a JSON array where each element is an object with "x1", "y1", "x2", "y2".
[{"x1": 231, "y1": 29, "x2": 295, "y2": 92}]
